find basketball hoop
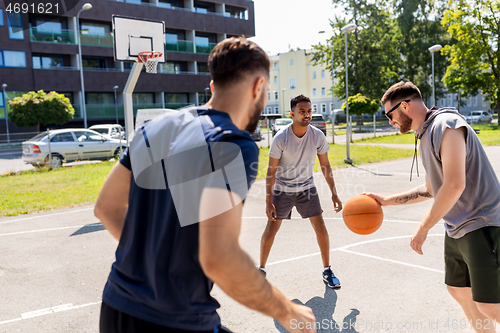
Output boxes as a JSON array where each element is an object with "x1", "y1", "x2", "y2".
[{"x1": 138, "y1": 51, "x2": 163, "y2": 74}]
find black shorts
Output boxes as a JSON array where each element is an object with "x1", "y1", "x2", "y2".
[
  {"x1": 444, "y1": 226, "x2": 500, "y2": 303},
  {"x1": 272, "y1": 187, "x2": 323, "y2": 220},
  {"x1": 100, "y1": 302, "x2": 232, "y2": 333}
]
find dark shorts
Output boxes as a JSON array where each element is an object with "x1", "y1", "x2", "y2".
[
  {"x1": 445, "y1": 226, "x2": 500, "y2": 303},
  {"x1": 100, "y1": 302, "x2": 232, "y2": 333},
  {"x1": 272, "y1": 187, "x2": 323, "y2": 220}
]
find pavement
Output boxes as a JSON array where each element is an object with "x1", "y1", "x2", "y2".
[{"x1": 0, "y1": 144, "x2": 499, "y2": 332}]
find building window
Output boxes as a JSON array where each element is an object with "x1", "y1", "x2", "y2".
[
  {"x1": 0, "y1": 10, "x2": 4, "y2": 26},
  {"x1": 473, "y1": 96, "x2": 478, "y2": 107},
  {"x1": 313, "y1": 104, "x2": 317, "y2": 112},
  {"x1": 86, "y1": 93, "x2": 114, "y2": 105},
  {"x1": 289, "y1": 78, "x2": 296, "y2": 90},
  {"x1": 194, "y1": 1, "x2": 214, "y2": 13},
  {"x1": 0, "y1": 51, "x2": 27, "y2": 67},
  {"x1": 274, "y1": 107, "x2": 279, "y2": 114},
  {"x1": 274, "y1": 91, "x2": 278, "y2": 100},
  {"x1": 290, "y1": 59, "x2": 294, "y2": 65},
  {"x1": 159, "y1": 0, "x2": 180, "y2": 8},
  {"x1": 274, "y1": 62, "x2": 278, "y2": 68},
  {"x1": 266, "y1": 107, "x2": 271, "y2": 114},
  {"x1": 321, "y1": 87, "x2": 326, "y2": 96},
  {"x1": 274, "y1": 76, "x2": 278, "y2": 84},
  {"x1": 312, "y1": 88, "x2": 317, "y2": 97},
  {"x1": 312, "y1": 71, "x2": 316, "y2": 79},
  {"x1": 225, "y1": 6, "x2": 247, "y2": 19},
  {"x1": 165, "y1": 93, "x2": 189, "y2": 106},
  {"x1": 321, "y1": 70, "x2": 325, "y2": 78},
  {"x1": 330, "y1": 103, "x2": 333, "y2": 111},
  {"x1": 448, "y1": 93, "x2": 453, "y2": 106},
  {"x1": 467, "y1": 98, "x2": 472, "y2": 107},
  {"x1": 133, "y1": 93, "x2": 155, "y2": 105},
  {"x1": 32, "y1": 54, "x2": 63, "y2": 69},
  {"x1": 31, "y1": 17, "x2": 67, "y2": 32},
  {"x1": 483, "y1": 96, "x2": 488, "y2": 107},
  {"x1": 7, "y1": 12, "x2": 24, "y2": 40},
  {"x1": 267, "y1": 92, "x2": 270, "y2": 101},
  {"x1": 82, "y1": 57, "x2": 107, "y2": 69},
  {"x1": 159, "y1": 62, "x2": 182, "y2": 74},
  {"x1": 81, "y1": 22, "x2": 111, "y2": 35},
  {"x1": 321, "y1": 104, "x2": 326, "y2": 113},
  {"x1": 197, "y1": 62, "x2": 209, "y2": 73}
]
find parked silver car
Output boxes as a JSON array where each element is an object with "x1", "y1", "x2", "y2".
[
  {"x1": 465, "y1": 111, "x2": 492, "y2": 124},
  {"x1": 89, "y1": 124, "x2": 126, "y2": 140},
  {"x1": 22, "y1": 129, "x2": 127, "y2": 168},
  {"x1": 272, "y1": 118, "x2": 293, "y2": 136}
]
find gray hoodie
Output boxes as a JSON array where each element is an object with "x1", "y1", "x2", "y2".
[{"x1": 415, "y1": 108, "x2": 500, "y2": 238}]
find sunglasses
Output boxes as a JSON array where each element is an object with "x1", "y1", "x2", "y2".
[{"x1": 385, "y1": 99, "x2": 410, "y2": 121}]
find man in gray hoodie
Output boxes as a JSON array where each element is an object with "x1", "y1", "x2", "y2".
[{"x1": 367, "y1": 81, "x2": 500, "y2": 332}]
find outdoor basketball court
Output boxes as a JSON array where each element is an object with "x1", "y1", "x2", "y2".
[{"x1": 1, "y1": 146, "x2": 499, "y2": 332}]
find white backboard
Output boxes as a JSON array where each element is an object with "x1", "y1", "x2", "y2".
[{"x1": 113, "y1": 15, "x2": 166, "y2": 62}]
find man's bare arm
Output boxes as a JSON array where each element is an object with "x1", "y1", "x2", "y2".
[
  {"x1": 266, "y1": 157, "x2": 280, "y2": 221},
  {"x1": 199, "y1": 188, "x2": 315, "y2": 332},
  {"x1": 317, "y1": 152, "x2": 342, "y2": 212},
  {"x1": 366, "y1": 174, "x2": 433, "y2": 206},
  {"x1": 94, "y1": 162, "x2": 131, "y2": 241}
]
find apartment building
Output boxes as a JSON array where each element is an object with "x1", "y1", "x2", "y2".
[
  {"x1": 265, "y1": 49, "x2": 343, "y2": 118},
  {"x1": 0, "y1": 0, "x2": 255, "y2": 135}
]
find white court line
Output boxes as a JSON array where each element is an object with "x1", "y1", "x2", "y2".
[
  {"x1": 0, "y1": 224, "x2": 101, "y2": 237},
  {"x1": 267, "y1": 234, "x2": 444, "y2": 271},
  {"x1": 243, "y1": 216, "x2": 428, "y2": 224},
  {"x1": 0, "y1": 301, "x2": 101, "y2": 326},
  {"x1": 0, "y1": 207, "x2": 94, "y2": 225},
  {"x1": 339, "y1": 249, "x2": 444, "y2": 274}
]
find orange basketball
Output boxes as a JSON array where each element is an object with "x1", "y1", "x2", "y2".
[{"x1": 342, "y1": 195, "x2": 383, "y2": 235}]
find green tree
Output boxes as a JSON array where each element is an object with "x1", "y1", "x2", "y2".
[
  {"x1": 8, "y1": 90, "x2": 74, "y2": 132},
  {"x1": 341, "y1": 93, "x2": 379, "y2": 127},
  {"x1": 441, "y1": 0, "x2": 500, "y2": 120},
  {"x1": 312, "y1": 0, "x2": 401, "y2": 102}
]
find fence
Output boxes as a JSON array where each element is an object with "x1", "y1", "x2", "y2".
[{"x1": 0, "y1": 132, "x2": 39, "y2": 144}]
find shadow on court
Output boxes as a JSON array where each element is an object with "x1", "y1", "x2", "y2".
[{"x1": 274, "y1": 286, "x2": 360, "y2": 333}]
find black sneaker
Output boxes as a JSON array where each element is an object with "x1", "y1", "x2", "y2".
[
  {"x1": 322, "y1": 267, "x2": 340, "y2": 289},
  {"x1": 259, "y1": 267, "x2": 267, "y2": 278}
]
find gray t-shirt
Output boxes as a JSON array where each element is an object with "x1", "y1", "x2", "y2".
[
  {"x1": 269, "y1": 124, "x2": 329, "y2": 192},
  {"x1": 415, "y1": 108, "x2": 500, "y2": 238}
]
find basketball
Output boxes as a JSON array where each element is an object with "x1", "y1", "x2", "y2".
[{"x1": 342, "y1": 195, "x2": 383, "y2": 235}]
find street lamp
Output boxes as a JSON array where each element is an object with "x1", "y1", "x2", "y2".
[
  {"x1": 319, "y1": 30, "x2": 336, "y2": 144},
  {"x1": 204, "y1": 87, "x2": 210, "y2": 104},
  {"x1": 281, "y1": 88, "x2": 287, "y2": 116},
  {"x1": 341, "y1": 23, "x2": 356, "y2": 164},
  {"x1": 113, "y1": 85, "x2": 119, "y2": 124},
  {"x1": 428, "y1": 44, "x2": 442, "y2": 107},
  {"x1": 2, "y1": 83, "x2": 9, "y2": 144},
  {"x1": 77, "y1": 3, "x2": 92, "y2": 128}
]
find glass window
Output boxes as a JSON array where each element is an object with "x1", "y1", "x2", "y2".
[
  {"x1": 312, "y1": 71, "x2": 316, "y2": 79},
  {"x1": 321, "y1": 70, "x2": 325, "y2": 78},
  {"x1": 197, "y1": 62, "x2": 209, "y2": 73},
  {"x1": 33, "y1": 18, "x2": 66, "y2": 32},
  {"x1": 160, "y1": 62, "x2": 181, "y2": 73},
  {"x1": 290, "y1": 59, "x2": 294, "y2": 65},
  {"x1": 274, "y1": 62, "x2": 277, "y2": 68},
  {"x1": 165, "y1": 93, "x2": 189, "y2": 105},
  {"x1": 274, "y1": 92, "x2": 278, "y2": 100},
  {"x1": 74, "y1": 131, "x2": 104, "y2": 142},
  {"x1": 51, "y1": 133, "x2": 75, "y2": 142},
  {"x1": 0, "y1": 51, "x2": 4, "y2": 67},
  {"x1": 321, "y1": 87, "x2": 326, "y2": 96},
  {"x1": 0, "y1": 9, "x2": 4, "y2": 26},
  {"x1": 274, "y1": 107, "x2": 279, "y2": 114},
  {"x1": 330, "y1": 103, "x2": 333, "y2": 111},
  {"x1": 289, "y1": 78, "x2": 296, "y2": 90},
  {"x1": 195, "y1": 36, "x2": 209, "y2": 47},
  {"x1": 159, "y1": 0, "x2": 180, "y2": 8},
  {"x1": 312, "y1": 88, "x2": 317, "y2": 97},
  {"x1": 82, "y1": 58, "x2": 107, "y2": 69},
  {"x1": 313, "y1": 104, "x2": 317, "y2": 112},
  {"x1": 133, "y1": 93, "x2": 155, "y2": 104},
  {"x1": 267, "y1": 92, "x2": 270, "y2": 101},
  {"x1": 321, "y1": 104, "x2": 326, "y2": 113},
  {"x1": 32, "y1": 55, "x2": 63, "y2": 69},
  {"x1": 7, "y1": 13, "x2": 24, "y2": 40},
  {"x1": 274, "y1": 76, "x2": 277, "y2": 84},
  {"x1": 3, "y1": 51, "x2": 26, "y2": 67},
  {"x1": 267, "y1": 107, "x2": 271, "y2": 113},
  {"x1": 86, "y1": 93, "x2": 114, "y2": 105},
  {"x1": 0, "y1": 91, "x2": 3, "y2": 107},
  {"x1": 81, "y1": 22, "x2": 110, "y2": 35}
]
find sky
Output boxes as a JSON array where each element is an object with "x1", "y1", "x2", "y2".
[{"x1": 249, "y1": 0, "x2": 341, "y2": 55}]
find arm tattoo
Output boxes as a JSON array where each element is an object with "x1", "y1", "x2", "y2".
[{"x1": 395, "y1": 190, "x2": 433, "y2": 204}]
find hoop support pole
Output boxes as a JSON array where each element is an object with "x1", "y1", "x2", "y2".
[{"x1": 123, "y1": 62, "x2": 144, "y2": 142}]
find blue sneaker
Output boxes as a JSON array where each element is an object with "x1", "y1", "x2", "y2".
[{"x1": 323, "y1": 266, "x2": 340, "y2": 289}]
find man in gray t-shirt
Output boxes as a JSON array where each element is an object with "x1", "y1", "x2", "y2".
[
  {"x1": 368, "y1": 82, "x2": 500, "y2": 329},
  {"x1": 259, "y1": 95, "x2": 343, "y2": 289}
]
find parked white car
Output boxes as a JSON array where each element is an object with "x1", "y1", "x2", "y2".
[
  {"x1": 465, "y1": 111, "x2": 492, "y2": 124},
  {"x1": 272, "y1": 118, "x2": 293, "y2": 136},
  {"x1": 89, "y1": 124, "x2": 126, "y2": 140},
  {"x1": 22, "y1": 129, "x2": 127, "y2": 168}
]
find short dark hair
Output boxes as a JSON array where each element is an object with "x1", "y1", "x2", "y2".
[
  {"x1": 290, "y1": 95, "x2": 311, "y2": 110},
  {"x1": 208, "y1": 36, "x2": 270, "y2": 87},
  {"x1": 380, "y1": 81, "x2": 422, "y2": 106}
]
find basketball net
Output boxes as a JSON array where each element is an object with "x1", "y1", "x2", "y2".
[{"x1": 138, "y1": 51, "x2": 163, "y2": 74}]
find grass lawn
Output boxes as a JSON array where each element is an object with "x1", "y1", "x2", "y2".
[
  {"x1": 355, "y1": 123, "x2": 500, "y2": 146},
  {"x1": 1, "y1": 144, "x2": 414, "y2": 217}
]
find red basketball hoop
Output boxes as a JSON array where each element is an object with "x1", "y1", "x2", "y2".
[{"x1": 138, "y1": 51, "x2": 163, "y2": 74}]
